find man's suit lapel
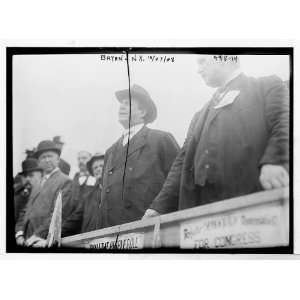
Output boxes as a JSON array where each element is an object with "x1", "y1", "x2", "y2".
[
  {"x1": 108, "y1": 126, "x2": 148, "y2": 171},
  {"x1": 29, "y1": 185, "x2": 41, "y2": 203},
  {"x1": 127, "y1": 126, "x2": 148, "y2": 157},
  {"x1": 44, "y1": 170, "x2": 60, "y2": 188},
  {"x1": 191, "y1": 101, "x2": 211, "y2": 140},
  {"x1": 199, "y1": 73, "x2": 245, "y2": 136},
  {"x1": 110, "y1": 137, "x2": 123, "y2": 167},
  {"x1": 200, "y1": 99, "x2": 223, "y2": 136}
]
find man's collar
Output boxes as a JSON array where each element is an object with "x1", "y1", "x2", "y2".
[
  {"x1": 44, "y1": 167, "x2": 59, "y2": 180},
  {"x1": 123, "y1": 123, "x2": 145, "y2": 136},
  {"x1": 222, "y1": 68, "x2": 242, "y2": 89}
]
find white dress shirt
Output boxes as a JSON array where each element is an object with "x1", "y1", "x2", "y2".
[
  {"x1": 122, "y1": 123, "x2": 145, "y2": 146},
  {"x1": 219, "y1": 68, "x2": 242, "y2": 94},
  {"x1": 40, "y1": 167, "x2": 60, "y2": 186}
]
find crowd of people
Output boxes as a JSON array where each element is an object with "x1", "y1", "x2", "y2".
[{"x1": 13, "y1": 55, "x2": 290, "y2": 248}]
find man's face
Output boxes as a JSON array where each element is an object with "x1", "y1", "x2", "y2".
[
  {"x1": 78, "y1": 151, "x2": 91, "y2": 172},
  {"x1": 197, "y1": 55, "x2": 228, "y2": 88},
  {"x1": 25, "y1": 171, "x2": 43, "y2": 188},
  {"x1": 118, "y1": 98, "x2": 146, "y2": 129},
  {"x1": 91, "y1": 159, "x2": 104, "y2": 180},
  {"x1": 38, "y1": 151, "x2": 60, "y2": 174}
]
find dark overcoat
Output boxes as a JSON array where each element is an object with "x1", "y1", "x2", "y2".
[
  {"x1": 150, "y1": 73, "x2": 289, "y2": 213},
  {"x1": 71, "y1": 173, "x2": 93, "y2": 206},
  {"x1": 62, "y1": 179, "x2": 102, "y2": 236},
  {"x1": 14, "y1": 185, "x2": 30, "y2": 223},
  {"x1": 99, "y1": 126, "x2": 179, "y2": 228},
  {"x1": 16, "y1": 170, "x2": 74, "y2": 239}
]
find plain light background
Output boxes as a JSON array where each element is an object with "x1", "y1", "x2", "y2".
[{"x1": 13, "y1": 54, "x2": 289, "y2": 177}]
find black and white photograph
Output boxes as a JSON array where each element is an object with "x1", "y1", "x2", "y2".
[
  {"x1": 2, "y1": 1, "x2": 300, "y2": 299},
  {"x1": 6, "y1": 47, "x2": 292, "y2": 253}
]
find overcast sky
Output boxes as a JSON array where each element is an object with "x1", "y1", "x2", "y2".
[{"x1": 13, "y1": 54, "x2": 290, "y2": 176}]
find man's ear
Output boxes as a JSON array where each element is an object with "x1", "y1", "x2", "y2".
[{"x1": 140, "y1": 109, "x2": 147, "y2": 118}]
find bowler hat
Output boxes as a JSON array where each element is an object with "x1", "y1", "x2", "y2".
[
  {"x1": 19, "y1": 158, "x2": 43, "y2": 176},
  {"x1": 53, "y1": 135, "x2": 64, "y2": 145},
  {"x1": 34, "y1": 140, "x2": 61, "y2": 159},
  {"x1": 115, "y1": 84, "x2": 157, "y2": 123},
  {"x1": 87, "y1": 153, "x2": 105, "y2": 176}
]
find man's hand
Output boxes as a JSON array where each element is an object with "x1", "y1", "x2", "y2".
[
  {"x1": 25, "y1": 235, "x2": 44, "y2": 247},
  {"x1": 32, "y1": 239, "x2": 48, "y2": 248},
  {"x1": 142, "y1": 209, "x2": 160, "y2": 220},
  {"x1": 16, "y1": 236, "x2": 25, "y2": 246},
  {"x1": 259, "y1": 164, "x2": 289, "y2": 190}
]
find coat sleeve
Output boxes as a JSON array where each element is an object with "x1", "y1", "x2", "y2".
[
  {"x1": 15, "y1": 199, "x2": 27, "y2": 233},
  {"x1": 61, "y1": 179, "x2": 85, "y2": 237},
  {"x1": 158, "y1": 132, "x2": 180, "y2": 176},
  {"x1": 259, "y1": 75, "x2": 290, "y2": 171},
  {"x1": 34, "y1": 179, "x2": 74, "y2": 239},
  {"x1": 150, "y1": 112, "x2": 200, "y2": 214},
  {"x1": 61, "y1": 200, "x2": 84, "y2": 237}
]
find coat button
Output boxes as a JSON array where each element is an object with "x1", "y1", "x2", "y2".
[
  {"x1": 106, "y1": 188, "x2": 110, "y2": 193},
  {"x1": 205, "y1": 149, "x2": 209, "y2": 154},
  {"x1": 108, "y1": 170, "x2": 113, "y2": 175},
  {"x1": 128, "y1": 167, "x2": 133, "y2": 171},
  {"x1": 205, "y1": 164, "x2": 210, "y2": 169}
]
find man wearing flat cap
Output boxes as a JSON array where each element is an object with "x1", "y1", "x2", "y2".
[
  {"x1": 16, "y1": 140, "x2": 74, "y2": 247},
  {"x1": 62, "y1": 153, "x2": 104, "y2": 235},
  {"x1": 98, "y1": 84, "x2": 179, "y2": 229}
]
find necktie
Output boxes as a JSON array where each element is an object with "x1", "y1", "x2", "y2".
[{"x1": 123, "y1": 130, "x2": 133, "y2": 146}]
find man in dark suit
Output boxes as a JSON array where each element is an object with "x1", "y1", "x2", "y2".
[
  {"x1": 143, "y1": 55, "x2": 289, "y2": 218},
  {"x1": 13, "y1": 148, "x2": 38, "y2": 225},
  {"x1": 72, "y1": 150, "x2": 92, "y2": 207},
  {"x1": 62, "y1": 153, "x2": 104, "y2": 235},
  {"x1": 99, "y1": 84, "x2": 179, "y2": 229},
  {"x1": 14, "y1": 158, "x2": 43, "y2": 246},
  {"x1": 15, "y1": 140, "x2": 74, "y2": 247},
  {"x1": 73, "y1": 150, "x2": 92, "y2": 186},
  {"x1": 14, "y1": 174, "x2": 31, "y2": 223}
]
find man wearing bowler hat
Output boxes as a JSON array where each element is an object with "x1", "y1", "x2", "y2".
[
  {"x1": 17, "y1": 140, "x2": 74, "y2": 247},
  {"x1": 14, "y1": 158, "x2": 43, "y2": 246},
  {"x1": 62, "y1": 153, "x2": 104, "y2": 235},
  {"x1": 98, "y1": 84, "x2": 179, "y2": 229}
]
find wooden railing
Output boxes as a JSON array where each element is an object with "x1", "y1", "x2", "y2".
[{"x1": 61, "y1": 187, "x2": 289, "y2": 249}]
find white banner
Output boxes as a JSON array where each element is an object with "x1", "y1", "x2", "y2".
[{"x1": 180, "y1": 202, "x2": 288, "y2": 249}]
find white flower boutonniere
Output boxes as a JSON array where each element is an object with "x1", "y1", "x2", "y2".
[{"x1": 214, "y1": 90, "x2": 240, "y2": 109}]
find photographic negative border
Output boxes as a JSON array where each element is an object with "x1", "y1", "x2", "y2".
[{"x1": 6, "y1": 46, "x2": 293, "y2": 254}]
